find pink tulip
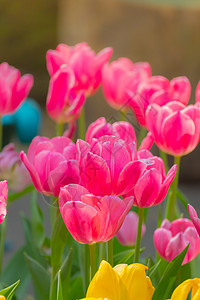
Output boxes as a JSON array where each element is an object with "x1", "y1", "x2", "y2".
[
  {"x1": 46, "y1": 42, "x2": 113, "y2": 96},
  {"x1": 0, "y1": 144, "x2": 31, "y2": 192},
  {"x1": 145, "y1": 101, "x2": 200, "y2": 156},
  {"x1": 86, "y1": 117, "x2": 137, "y2": 145},
  {"x1": 154, "y1": 218, "x2": 200, "y2": 265},
  {"x1": 188, "y1": 204, "x2": 200, "y2": 238},
  {"x1": 126, "y1": 150, "x2": 177, "y2": 207},
  {"x1": 0, "y1": 181, "x2": 8, "y2": 224},
  {"x1": 59, "y1": 184, "x2": 133, "y2": 244},
  {"x1": 116, "y1": 211, "x2": 146, "y2": 246},
  {"x1": 20, "y1": 136, "x2": 80, "y2": 197},
  {"x1": 130, "y1": 76, "x2": 191, "y2": 127},
  {"x1": 77, "y1": 136, "x2": 151, "y2": 197},
  {"x1": 102, "y1": 58, "x2": 151, "y2": 110},
  {"x1": 46, "y1": 66, "x2": 86, "y2": 123},
  {"x1": 0, "y1": 62, "x2": 33, "y2": 115}
]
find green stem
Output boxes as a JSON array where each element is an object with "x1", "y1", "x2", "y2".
[
  {"x1": 106, "y1": 239, "x2": 113, "y2": 267},
  {"x1": 159, "y1": 150, "x2": 169, "y2": 172},
  {"x1": 99, "y1": 242, "x2": 106, "y2": 264},
  {"x1": 137, "y1": 127, "x2": 147, "y2": 149},
  {"x1": 166, "y1": 156, "x2": 181, "y2": 221},
  {"x1": 120, "y1": 110, "x2": 126, "y2": 121},
  {"x1": 78, "y1": 107, "x2": 85, "y2": 139},
  {"x1": 56, "y1": 122, "x2": 63, "y2": 136},
  {"x1": 134, "y1": 207, "x2": 144, "y2": 263},
  {"x1": 89, "y1": 244, "x2": 96, "y2": 281},
  {"x1": 84, "y1": 244, "x2": 90, "y2": 291},
  {"x1": 0, "y1": 219, "x2": 7, "y2": 274}
]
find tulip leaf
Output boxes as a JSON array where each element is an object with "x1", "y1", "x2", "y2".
[
  {"x1": 0, "y1": 246, "x2": 30, "y2": 299},
  {"x1": 30, "y1": 190, "x2": 45, "y2": 248},
  {"x1": 50, "y1": 249, "x2": 72, "y2": 300},
  {"x1": 56, "y1": 271, "x2": 63, "y2": 300},
  {"x1": 51, "y1": 212, "x2": 69, "y2": 276},
  {"x1": 67, "y1": 276, "x2": 84, "y2": 300},
  {"x1": 0, "y1": 280, "x2": 20, "y2": 300},
  {"x1": 114, "y1": 248, "x2": 145, "y2": 265},
  {"x1": 176, "y1": 189, "x2": 190, "y2": 217},
  {"x1": 7, "y1": 185, "x2": 34, "y2": 204},
  {"x1": 24, "y1": 253, "x2": 50, "y2": 300},
  {"x1": 152, "y1": 245, "x2": 189, "y2": 300}
]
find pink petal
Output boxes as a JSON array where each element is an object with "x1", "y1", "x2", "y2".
[
  {"x1": 154, "y1": 228, "x2": 172, "y2": 259},
  {"x1": 46, "y1": 50, "x2": 67, "y2": 76},
  {"x1": 165, "y1": 232, "x2": 189, "y2": 262}
]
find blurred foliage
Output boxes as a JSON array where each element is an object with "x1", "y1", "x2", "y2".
[
  {"x1": 0, "y1": 0, "x2": 57, "y2": 103},
  {"x1": 121, "y1": 0, "x2": 200, "y2": 7}
]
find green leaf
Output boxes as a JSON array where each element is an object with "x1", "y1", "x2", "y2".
[
  {"x1": 8, "y1": 185, "x2": 34, "y2": 204},
  {"x1": 30, "y1": 190, "x2": 45, "y2": 248},
  {"x1": 0, "y1": 280, "x2": 20, "y2": 300},
  {"x1": 67, "y1": 276, "x2": 84, "y2": 300},
  {"x1": 114, "y1": 248, "x2": 144, "y2": 265},
  {"x1": 24, "y1": 253, "x2": 50, "y2": 300},
  {"x1": 176, "y1": 189, "x2": 190, "y2": 217},
  {"x1": 57, "y1": 271, "x2": 63, "y2": 300},
  {"x1": 152, "y1": 245, "x2": 189, "y2": 300},
  {"x1": 50, "y1": 249, "x2": 72, "y2": 300},
  {"x1": 51, "y1": 212, "x2": 68, "y2": 278},
  {"x1": 0, "y1": 246, "x2": 30, "y2": 299}
]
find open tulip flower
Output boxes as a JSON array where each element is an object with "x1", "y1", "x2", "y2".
[
  {"x1": 59, "y1": 184, "x2": 133, "y2": 244},
  {"x1": 77, "y1": 136, "x2": 152, "y2": 197},
  {"x1": 126, "y1": 150, "x2": 177, "y2": 207},
  {"x1": 46, "y1": 66, "x2": 86, "y2": 123},
  {"x1": 0, "y1": 181, "x2": 8, "y2": 225},
  {"x1": 0, "y1": 143, "x2": 31, "y2": 192},
  {"x1": 81, "y1": 260, "x2": 154, "y2": 300},
  {"x1": 20, "y1": 136, "x2": 80, "y2": 197},
  {"x1": 102, "y1": 57, "x2": 151, "y2": 111},
  {"x1": 0, "y1": 62, "x2": 33, "y2": 115},
  {"x1": 154, "y1": 218, "x2": 200, "y2": 265},
  {"x1": 86, "y1": 117, "x2": 137, "y2": 145},
  {"x1": 188, "y1": 204, "x2": 200, "y2": 238},
  {"x1": 46, "y1": 42, "x2": 113, "y2": 97},
  {"x1": 145, "y1": 101, "x2": 200, "y2": 156},
  {"x1": 116, "y1": 211, "x2": 146, "y2": 246},
  {"x1": 130, "y1": 75, "x2": 191, "y2": 127},
  {"x1": 169, "y1": 278, "x2": 200, "y2": 299}
]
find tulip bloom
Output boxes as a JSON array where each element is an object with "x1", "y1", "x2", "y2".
[
  {"x1": 83, "y1": 260, "x2": 154, "y2": 300},
  {"x1": 116, "y1": 211, "x2": 146, "y2": 246},
  {"x1": 77, "y1": 136, "x2": 151, "y2": 197},
  {"x1": 0, "y1": 62, "x2": 33, "y2": 115},
  {"x1": 20, "y1": 136, "x2": 80, "y2": 197},
  {"x1": 0, "y1": 144, "x2": 31, "y2": 192},
  {"x1": 46, "y1": 42, "x2": 113, "y2": 96},
  {"x1": 46, "y1": 66, "x2": 86, "y2": 123},
  {"x1": 154, "y1": 218, "x2": 200, "y2": 265},
  {"x1": 86, "y1": 117, "x2": 137, "y2": 145},
  {"x1": 130, "y1": 76, "x2": 191, "y2": 127},
  {"x1": 170, "y1": 278, "x2": 200, "y2": 299},
  {"x1": 0, "y1": 181, "x2": 8, "y2": 224},
  {"x1": 59, "y1": 184, "x2": 133, "y2": 244},
  {"x1": 145, "y1": 101, "x2": 200, "y2": 156},
  {"x1": 126, "y1": 150, "x2": 177, "y2": 207},
  {"x1": 188, "y1": 204, "x2": 200, "y2": 238},
  {"x1": 102, "y1": 58, "x2": 151, "y2": 110}
]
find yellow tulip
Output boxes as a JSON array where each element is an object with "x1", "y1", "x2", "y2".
[
  {"x1": 84, "y1": 260, "x2": 154, "y2": 300},
  {"x1": 170, "y1": 278, "x2": 200, "y2": 300},
  {"x1": 0, "y1": 296, "x2": 5, "y2": 300}
]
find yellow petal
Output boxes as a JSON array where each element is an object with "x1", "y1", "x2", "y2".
[
  {"x1": 170, "y1": 278, "x2": 200, "y2": 300},
  {"x1": 114, "y1": 263, "x2": 154, "y2": 300},
  {"x1": 81, "y1": 298, "x2": 109, "y2": 300},
  {"x1": 0, "y1": 296, "x2": 5, "y2": 300},
  {"x1": 86, "y1": 261, "x2": 123, "y2": 300}
]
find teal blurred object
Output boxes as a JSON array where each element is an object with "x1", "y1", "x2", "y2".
[{"x1": 2, "y1": 98, "x2": 42, "y2": 144}]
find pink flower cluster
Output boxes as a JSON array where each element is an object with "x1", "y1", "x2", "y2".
[{"x1": 21, "y1": 117, "x2": 177, "y2": 245}]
